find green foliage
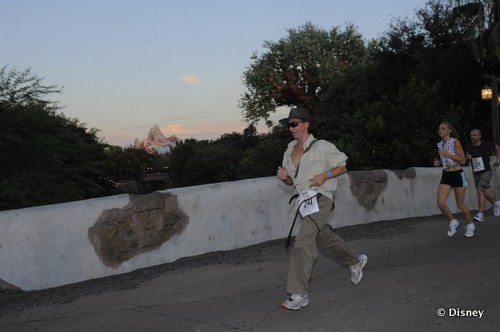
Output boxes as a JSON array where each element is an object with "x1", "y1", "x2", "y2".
[
  {"x1": 237, "y1": 127, "x2": 290, "y2": 179},
  {"x1": 239, "y1": 22, "x2": 367, "y2": 124},
  {"x1": 3, "y1": 0, "x2": 500, "y2": 209},
  {"x1": 486, "y1": 0, "x2": 500, "y2": 63},
  {"x1": 0, "y1": 66, "x2": 61, "y2": 110},
  {"x1": 0, "y1": 67, "x2": 112, "y2": 211},
  {"x1": 299, "y1": 0, "x2": 498, "y2": 170},
  {"x1": 167, "y1": 136, "x2": 250, "y2": 187},
  {"x1": 0, "y1": 102, "x2": 112, "y2": 210},
  {"x1": 331, "y1": 80, "x2": 445, "y2": 170},
  {"x1": 453, "y1": 0, "x2": 500, "y2": 64},
  {"x1": 166, "y1": 130, "x2": 289, "y2": 187},
  {"x1": 104, "y1": 145, "x2": 170, "y2": 192},
  {"x1": 105, "y1": 146, "x2": 168, "y2": 181},
  {"x1": 168, "y1": 0, "x2": 500, "y2": 180},
  {"x1": 167, "y1": 139, "x2": 208, "y2": 187}
]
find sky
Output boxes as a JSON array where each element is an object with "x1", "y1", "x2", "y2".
[{"x1": 2, "y1": 0, "x2": 430, "y2": 147}]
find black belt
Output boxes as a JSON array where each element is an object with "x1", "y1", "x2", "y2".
[{"x1": 285, "y1": 193, "x2": 335, "y2": 248}]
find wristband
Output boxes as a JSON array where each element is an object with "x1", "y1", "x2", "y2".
[{"x1": 327, "y1": 170, "x2": 333, "y2": 179}]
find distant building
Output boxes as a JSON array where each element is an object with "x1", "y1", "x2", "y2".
[{"x1": 133, "y1": 124, "x2": 180, "y2": 154}]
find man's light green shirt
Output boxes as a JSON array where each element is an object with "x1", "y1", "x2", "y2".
[{"x1": 282, "y1": 134, "x2": 347, "y2": 200}]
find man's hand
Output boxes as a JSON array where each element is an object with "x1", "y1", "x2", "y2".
[
  {"x1": 309, "y1": 173, "x2": 327, "y2": 187},
  {"x1": 277, "y1": 166, "x2": 289, "y2": 181}
]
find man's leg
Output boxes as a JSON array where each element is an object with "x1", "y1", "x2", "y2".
[
  {"x1": 477, "y1": 189, "x2": 486, "y2": 213},
  {"x1": 286, "y1": 197, "x2": 331, "y2": 294},
  {"x1": 476, "y1": 171, "x2": 497, "y2": 219},
  {"x1": 484, "y1": 190, "x2": 495, "y2": 206},
  {"x1": 317, "y1": 224, "x2": 359, "y2": 267}
]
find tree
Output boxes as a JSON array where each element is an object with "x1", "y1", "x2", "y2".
[
  {"x1": 487, "y1": 0, "x2": 500, "y2": 63},
  {"x1": 315, "y1": 0, "x2": 496, "y2": 169},
  {"x1": 103, "y1": 145, "x2": 170, "y2": 194},
  {"x1": 453, "y1": 0, "x2": 500, "y2": 65},
  {"x1": 0, "y1": 66, "x2": 61, "y2": 110},
  {"x1": 237, "y1": 127, "x2": 290, "y2": 179},
  {"x1": 0, "y1": 66, "x2": 113, "y2": 210},
  {"x1": 167, "y1": 139, "x2": 209, "y2": 187},
  {"x1": 239, "y1": 22, "x2": 368, "y2": 124}
]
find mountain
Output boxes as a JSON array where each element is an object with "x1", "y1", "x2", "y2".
[{"x1": 133, "y1": 124, "x2": 180, "y2": 154}]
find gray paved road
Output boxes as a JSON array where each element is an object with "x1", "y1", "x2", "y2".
[{"x1": 1, "y1": 213, "x2": 499, "y2": 331}]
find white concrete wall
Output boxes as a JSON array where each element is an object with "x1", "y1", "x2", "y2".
[{"x1": 0, "y1": 165, "x2": 497, "y2": 291}]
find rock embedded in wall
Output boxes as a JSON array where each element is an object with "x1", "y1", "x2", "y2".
[
  {"x1": 88, "y1": 192, "x2": 188, "y2": 267},
  {"x1": 349, "y1": 170, "x2": 388, "y2": 210}
]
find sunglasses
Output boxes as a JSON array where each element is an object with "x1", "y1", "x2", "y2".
[{"x1": 287, "y1": 121, "x2": 305, "y2": 128}]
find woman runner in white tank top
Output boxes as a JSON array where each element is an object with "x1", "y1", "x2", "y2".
[{"x1": 433, "y1": 122, "x2": 475, "y2": 238}]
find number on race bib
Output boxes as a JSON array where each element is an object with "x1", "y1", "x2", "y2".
[
  {"x1": 296, "y1": 190, "x2": 320, "y2": 217},
  {"x1": 471, "y1": 157, "x2": 485, "y2": 172}
]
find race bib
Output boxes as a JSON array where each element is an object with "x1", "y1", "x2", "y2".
[
  {"x1": 296, "y1": 190, "x2": 320, "y2": 217},
  {"x1": 471, "y1": 157, "x2": 485, "y2": 172}
]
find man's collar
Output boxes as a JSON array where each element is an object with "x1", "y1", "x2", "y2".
[{"x1": 301, "y1": 134, "x2": 315, "y2": 149}]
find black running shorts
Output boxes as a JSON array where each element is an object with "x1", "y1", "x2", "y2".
[{"x1": 440, "y1": 169, "x2": 467, "y2": 188}]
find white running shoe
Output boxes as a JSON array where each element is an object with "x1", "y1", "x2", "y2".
[
  {"x1": 473, "y1": 213, "x2": 484, "y2": 222},
  {"x1": 494, "y1": 201, "x2": 500, "y2": 217},
  {"x1": 447, "y1": 219, "x2": 460, "y2": 237},
  {"x1": 281, "y1": 293, "x2": 310, "y2": 311},
  {"x1": 350, "y1": 254, "x2": 367, "y2": 285},
  {"x1": 464, "y1": 223, "x2": 475, "y2": 238}
]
